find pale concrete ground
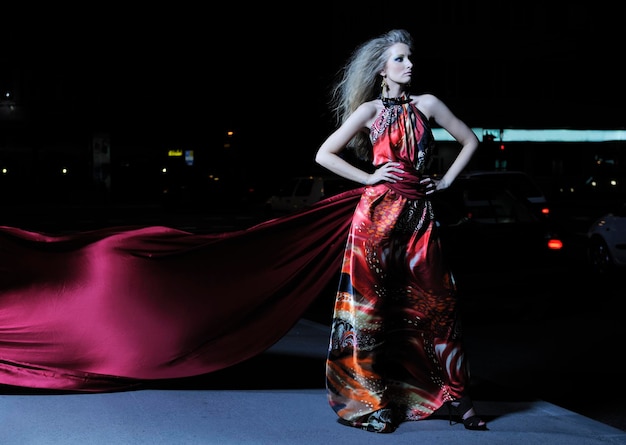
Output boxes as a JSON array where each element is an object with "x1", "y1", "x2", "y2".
[{"x1": 2, "y1": 319, "x2": 626, "y2": 445}]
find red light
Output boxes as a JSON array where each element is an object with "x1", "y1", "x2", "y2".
[
  {"x1": 541, "y1": 207, "x2": 550, "y2": 215},
  {"x1": 547, "y1": 239, "x2": 563, "y2": 250},
  {"x1": 499, "y1": 144, "x2": 505, "y2": 150}
]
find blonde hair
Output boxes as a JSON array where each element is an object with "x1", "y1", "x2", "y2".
[{"x1": 329, "y1": 29, "x2": 414, "y2": 160}]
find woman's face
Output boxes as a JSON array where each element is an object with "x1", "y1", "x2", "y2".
[{"x1": 383, "y1": 43, "x2": 413, "y2": 86}]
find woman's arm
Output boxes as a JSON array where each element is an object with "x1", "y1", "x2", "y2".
[
  {"x1": 419, "y1": 94, "x2": 479, "y2": 190},
  {"x1": 315, "y1": 102, "x2": 404, "y2": 185}
]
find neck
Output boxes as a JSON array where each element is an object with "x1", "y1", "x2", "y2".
[
  {"x1": 382, "y1": 84, "x2": 408, "y2": 96},
  {"x1": 381, "y1": 95, "x2": 411, "y2": 106},
  {"x1": 380, "y1": 90, "x2": 410, "y2": 107}
]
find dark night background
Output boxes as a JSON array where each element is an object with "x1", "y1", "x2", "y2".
[
  {"x1": 0, "y1": 2, "x2": 624, "y2": 204},
  {"x1": 2, "y1": 3, "x2": 626, "y2": 434}
]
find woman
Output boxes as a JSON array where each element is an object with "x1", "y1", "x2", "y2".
[{"x1": 315, "y1": 29, "x2": 487, "y2": 432}]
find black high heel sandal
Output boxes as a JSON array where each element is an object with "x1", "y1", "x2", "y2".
[{"x1": 447, "y1": 396, "x2": 488, "y2": 431}]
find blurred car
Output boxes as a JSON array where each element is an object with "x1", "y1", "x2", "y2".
[
  {"x1": 459, "y1": 170, "x2": 550, "y2": 218},
  {"x1": 265, "y1": 176, "x2": 357, "y2": 212},
  {"x1": 551, "y1": 167, "x2": 626, "y2": 235},
  {"x1": 587, "y1": 200, "x2": 626, "y2": 275},
  {"x1": 431, "y1": 172, "x2": 565, "y2": 290}
]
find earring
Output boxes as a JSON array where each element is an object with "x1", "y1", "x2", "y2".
[{"x1": 380, "y1": 77, "x2": 388, "y2": 97}]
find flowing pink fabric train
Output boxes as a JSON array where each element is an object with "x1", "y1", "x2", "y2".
[{"x1": 0, "y1": 188, "x2": 362, "y2": 392}]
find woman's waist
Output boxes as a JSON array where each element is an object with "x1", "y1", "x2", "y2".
[{"x1": 363, "y1": 183, "x2": 431, "y2": 202}]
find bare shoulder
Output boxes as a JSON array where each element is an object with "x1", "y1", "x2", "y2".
[
  {"x1": 356, "y1": 99, "x2": 381, "y2": 117},
  {"x1": 411, "y1": 93, "x2": 442, "y2": 118},
  {"x1": 354, "y1": 99, "x2": 383, "y2": 127},
  {"x1": 412, "y1": 93, "x2": 439, "y2": 106}
]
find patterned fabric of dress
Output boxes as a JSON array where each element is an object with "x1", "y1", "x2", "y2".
[{"x1": 325, "y1": 100, "x2": 469, "y2": 428}]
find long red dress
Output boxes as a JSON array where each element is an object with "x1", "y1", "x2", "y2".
[{"x1": 325, "y1": 99, "x2": 469, "y2": 430}]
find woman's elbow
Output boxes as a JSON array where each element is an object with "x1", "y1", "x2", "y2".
[{"x1": 314, "y1": 150, "x2": 327, "y2": 166}]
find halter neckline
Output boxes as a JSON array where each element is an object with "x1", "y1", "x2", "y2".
[{"x1": 381, "y1": 95, "x2": 411, "y2": 107}]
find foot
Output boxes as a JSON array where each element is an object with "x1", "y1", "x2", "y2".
[
  {"x1": 337, "y1": 408, "x2": 397, "y2": 433},
  {"x1": 449, "y1": 397, "x2": 488, "y2": 431}
]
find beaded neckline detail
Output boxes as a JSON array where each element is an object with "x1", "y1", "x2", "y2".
[{"x1": 381, "y1": 95, "x2": 411, "y2": 107}]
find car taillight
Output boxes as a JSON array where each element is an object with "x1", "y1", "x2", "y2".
[
  {"x1": 541, "y1": 207, "x2": 550, "y2": 215},
  {"x1": 547, "y1": 238, "x2": 563, "y2": 250}
]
